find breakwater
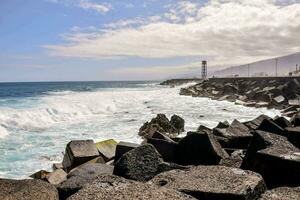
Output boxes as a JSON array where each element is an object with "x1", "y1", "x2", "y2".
[
  {"x1": 176, "y1": 77, "x2": 300, "y2": 117},
  {"x1": 1, "y1": 112, "x2": 299, "y2": 199}
]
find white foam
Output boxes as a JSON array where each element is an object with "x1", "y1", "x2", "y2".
[
  {"x1": 0, "y1": 85, "x2": 280, "y2": 178},
  {"x1": 0, "y1": 125, "x2": 9, "y2": 138}
]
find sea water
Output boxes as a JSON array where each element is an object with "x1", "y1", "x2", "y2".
[{"x1": 0, "y1": 81, "x2": 280, "y2": 178}]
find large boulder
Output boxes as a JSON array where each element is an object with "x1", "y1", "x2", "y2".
[
  {"x1": 256, "y1": 119, "x2": 285, "y2": 136},
  {"x1": 58, "y1": 163, "x2": 114, "y2": 199},
  {"x1": 62, "y1": 140, "x2": 99, "y2": 172},
  {"x1": 95, "y1": 139, "x2": 117, "y2": 162},
  {"x1": 241, "y1": 130, "x2": 300, "y2": 187},
  {"x1": 244, "y1": 115, "x2": 272, "y2": 130},
  {"x1": 151, "y1": 166, "x2": 266, "y2": 200},
  {"x1": 67, "y1": 174, "x2": 195, "y2": 200},
  {"x1": 47, "y1": 169, "x2": 67, "y2": 185},
  {"x1": 176, "y1": 132, "x2": 228, "y2": 165},
  {"x1": 170, "y1": 114, "x2": 185, "y2": 132},
  {"x1": 259, "y1": 187, "x2": 300, "y2": 200},
  {"x1": 113, "y1": 144, "x2": 184, "y2": 182},
  {"x1": 114, "y1": 141, "x2": 140, "y2": 163},
  {"x1": 285, "y1": 126, "x2": 300, "y2": 148},
  {"x1": 138, "y1": 114, "x2": 180, "y2": 139},
  {"x1": 273, "y1": 116, "x2": 292, "y2": 129},
  {"x1": 213, "y1": 119, "x2": 252, "y2": 149},
  {"x1": 147, "y1": 138, "x2": 178, "y2": 162},
  {"x1": 0, "y1": 179, "x2": 59, "y2": 200}
]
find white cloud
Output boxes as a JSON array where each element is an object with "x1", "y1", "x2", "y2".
[
  {"x1": 46, "y1": 0, "x2": 111, "y2": 13},
  {"x1": 45, "y1": 0, "x2": 300, "y2": 69},
  {"x1": 78, "y1": 0, "x2": 111, "y2": 13}
]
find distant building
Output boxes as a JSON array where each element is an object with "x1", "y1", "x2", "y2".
[{"x1": 289, "y1": 64, "x2": 300, "y2": 76}]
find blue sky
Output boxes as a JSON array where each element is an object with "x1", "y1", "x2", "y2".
[{"x1": 0, "y1": 0, "x2": 299, "y2": 82}]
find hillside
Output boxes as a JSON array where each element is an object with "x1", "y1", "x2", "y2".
[{"x1": 213, "y1": 52, "x2": 300, "y2": 77}]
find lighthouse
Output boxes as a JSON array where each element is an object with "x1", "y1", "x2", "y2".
[{"x1": 202, "y1": 60, "x2": 207, "y2": 79}]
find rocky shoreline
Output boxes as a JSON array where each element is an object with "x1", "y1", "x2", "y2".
[
  {"x1": 1, "y1": 111, "x2": 299, "y2": 200},
  {"x1": 163, "y1": 77, "x2": 300, "y2": 117}
]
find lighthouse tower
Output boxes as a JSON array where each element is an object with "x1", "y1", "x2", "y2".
[{"x1": 202, "y1": 60, "x2": 207, "y2": 79}]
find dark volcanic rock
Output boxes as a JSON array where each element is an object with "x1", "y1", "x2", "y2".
[
  {"x1": 259, "y1": 187, "x2": 300, "y2": 200},
  {"x1": 216, "y1": 121, "x2": 230, "y2": 129},
  {"x1": 62, "y1": 140, "x2": 99, "y2": 172},
  {"x1": 244, "y1": 115, "x2": 272, "y2": 130},
  {"x1": 170, "y1": 114, "x2": 185, "y2": 132},
  {"x1": 176, "y1": 132, "x2": 228, "y2": 165},
  {"x1": 256, "y1": 119, "x2": 285, "y2": 136},
  {"x1": 151, "y1": 166, "x2": 266, "y2": 200},
  {"x1": 114, "y1": 141, "x2": 140, "y2": 163},
  {"x1": 285, "y1": 126, "x2": 300, "y2": 148},
  {"x1": 273, "y1": 116, "x2": 292, "y2": 129},
  {"x1": 58, "y1": 163, "x2": 114, "y2": 199},
  {"x1": 241, "y1": 130, "x2": 300, "y2": 187},
  {"x1": 147, "y1": 138, "x2": 178, "y2": 162},
  {"x1": 67, "y1": 174, "x2": 195, "y2": 200},
  {"x1": 113, "y1": 144, "x2": 183, "y2": 182},
  {"x1": 0, "y1": 179, "x2": 59, "y2": 200},
  {"x1": 290, "y1": 114, "x2": 300, "y2": 127},
  {"x1": 138, "y1": 114, "x2": 181, "y2": 139},
  {"x1": 213, "y1": 119, "x2": 252, "y2": 149}
]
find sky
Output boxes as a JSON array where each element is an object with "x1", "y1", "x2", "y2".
[{"x1": 0, "y1": 0, "x2": 300, "y2": 82}]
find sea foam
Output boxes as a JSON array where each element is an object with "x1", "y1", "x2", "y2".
[{"x1": 0, "y1": 84, "x2": 280, "y2": 178}]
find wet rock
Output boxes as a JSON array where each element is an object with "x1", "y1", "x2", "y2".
[
  {"x1": 62, "y1": 140, "x2": 99, "y2": 172},
  {"x1": 113, "y1": 144, "x2": 183, "y2": 182},
  {"x1": 290, "y1": 114, "x2": 300, "y2": 127},
  {"x1": 196, "y1": 125, "x2": 212, "y2": 133},
  {"x1": 170, "y1": 114, "x2": 185, "y2": 132},
  {"x1": 273, "y1": 116, "x2": 292, "y2": 129},
  {"x1": 47, "y1": 169, "x2": 67, "y2": 185},
  {"x1": 259, "y1": 187, "x2": 300, "y2": 200},
  {"x1": 147, "y1": 138, "x2": 178, "y2": 162},
  {"x1": 244, "y1": 115, "x2": 272, "y2": 130},
  {"x1": 139, "y1": 114, "x2": 179, "y2": 139},
  {"x1": 0, "y1": 179, "x2": 59, "y2": 200},
  {"x1": 95, "y1": 139, "x2": 117, "y2": 162},
  {"x1": 176, "y1": 132, "x2": 228, "y2": 166},
  {"x1": 67, "y1": 174, "x2": 195, "y2": 200},
  {"x1": 215, "y1": 121, "x2": 230, "y2": 129},
  {"x1": 151, "y1": 165, "x2": 266, "y2": 200},
  {"x1": 256, "y1": 118, "x2": 285, "y2": 136},
  {"x1": 114, "y1": 141, "x2": 140, "y2": 163},
  {"x1": 58, "y1": 163, "x2": 114, "y2": 199},
  {"x1": 213, "y1": 119, "x2": 252, "y2": 149},
  {"x1": 285, "y1": 127, "x2": 300, "y2": 148},
  {"x1": 241, "y1": 130, "x2": 300, "y2": 187}
]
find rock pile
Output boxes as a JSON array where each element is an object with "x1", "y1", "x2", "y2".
[
  {"x1": 179, "y1": 78, "x2": 300, "y2": 117},
  {"x1": 1, "y1": 113, "x2": 300, "y2": 199}
]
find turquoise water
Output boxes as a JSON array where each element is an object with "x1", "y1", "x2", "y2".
[{"x1": 0, "y1": 81, "x2": 280, "y2": 178}]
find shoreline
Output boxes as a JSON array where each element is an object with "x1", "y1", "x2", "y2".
[
  {"x1": 1, "y1": 79, "x2": 299, "y2": 199},
  {"x1": 1, "y1": 112, "x2": 299, "y2": 199},
  {"x1": 162, "y1": 77, "x2": 300, "y2": 118}
]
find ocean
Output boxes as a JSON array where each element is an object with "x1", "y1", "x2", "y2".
[{"x1": 0, "y1": 81, "x2": 280, "y2": 179}]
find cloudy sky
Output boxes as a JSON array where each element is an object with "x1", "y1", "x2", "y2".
[{"x1": 0, "y1": 0, "x2": 300, "y2": 82}]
